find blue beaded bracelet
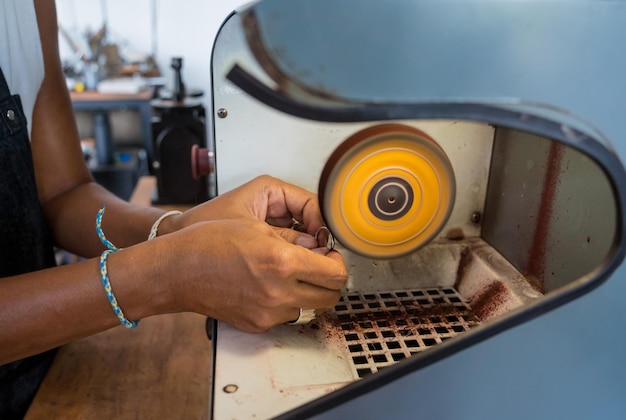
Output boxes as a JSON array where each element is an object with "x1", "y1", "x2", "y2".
[
  {"x1": 96, "y1": 205, "x2": 139, "y2": 329},
  {"x1": 99, "y1": 249, "x2": 139, "y2": 329},
  {"x1": 96, "y1": 205, "x2": 120, "y2": 251}
]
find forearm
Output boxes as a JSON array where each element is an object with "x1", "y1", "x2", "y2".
[
  {"x1": 42, "y1": 181, "x2": 170, "y2": 258},
  {"x1": 0, "y1": 241, "x2": 171, "y2": 365}
]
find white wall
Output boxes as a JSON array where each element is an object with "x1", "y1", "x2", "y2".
[{"x1": 56, "y1": 0, "x2": 250, "y2": 143}]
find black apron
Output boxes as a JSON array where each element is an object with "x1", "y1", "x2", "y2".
[{"x1": 0, "y1": 67, "x2": 58, "y2": 418}]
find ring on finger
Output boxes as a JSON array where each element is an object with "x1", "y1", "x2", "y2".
[
  {"x1": 314, "y1": 226, "x2": 335, "y2": 251},
  {"x1": 287, "y1": 308, "x2": 317, "y2": 325}
]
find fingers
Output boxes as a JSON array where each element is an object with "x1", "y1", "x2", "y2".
[
  {"x1": 238, "y1": 306, "x2": 322, "y2": 332},
  {"x1": 257, "y1": 291, "x2": 338, "y2": 329},
  {"x1": 243, "y1": 231, "x2": 346, "y2": 323},
  {"x1": 274, "y1": 225, "x2": 335, "y2": 251},
  {"x1": 270, "y1": 226, "x2": 346, "y2": 292},
  {"x1": 260, "y1": 176, "x2": 326, "y2": 236},
  {"x1": 175, "y1": 211, "x2": 347, "y2": 333},
  {"x1": 185, "y1": 175, "x2": 327, "y2": 239},
  {"x1": 273, "y1": 226, "x2": 318, "y2": 249},
  {"x1": 283, "y1": 245, "x2": 348, "y2": 292},
  {"x1": 310, "y1": 247, "x2": 331, "y2": 256},
  {"x1": 285, "y1": 308, "x2": 331, "y2": 325},
  {"x1": 260, "y1": 229, "x2": 346, "y2": 324},
  {"x1": 289, "y1": 279, "x2": 343, "y2": 310}
]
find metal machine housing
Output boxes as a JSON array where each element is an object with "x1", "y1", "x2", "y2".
[{"x1": 207, "y1": 1, "x2": 626, "y2": 418}]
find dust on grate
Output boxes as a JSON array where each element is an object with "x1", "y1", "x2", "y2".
[{"x1": 334, "y1": 287, "x2": 480, "y2": 378}]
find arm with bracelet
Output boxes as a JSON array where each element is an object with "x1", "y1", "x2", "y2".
[{"x1": 0, "y1": 1, "x2": 347, "y2": 416}]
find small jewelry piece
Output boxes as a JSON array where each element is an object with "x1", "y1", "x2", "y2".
[
  {"x1": 287, "y1": 308, "x2": 317, "y2": 325},
  {"x1": 148, "y1": 210, "x2": 182, "y2": 240},
  {"x1": 290, "y1": 218, "x2": 305, "y2": 232},
  {"x1": 314, "y1": 226, "x2": 336, "y2": 251}
]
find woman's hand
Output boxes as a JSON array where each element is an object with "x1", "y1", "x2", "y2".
[
  {"x1": 158, "y1": 175, "x2": 329, "y2": 246},
  {"x1": 130, "y1": 174, "x2": 347, "y2": 332},
  {"x1": 154, "y1": 218, "x2": 348, "y2": 332}
]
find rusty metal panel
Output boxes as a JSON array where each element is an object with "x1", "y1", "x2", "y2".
[{"x1": 483, "y1": 128, "x2": 616, "y2": 292}]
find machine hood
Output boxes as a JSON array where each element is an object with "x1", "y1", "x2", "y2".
[{"x1": 232, "y1": 0, "x2": 622, "y2": 122}]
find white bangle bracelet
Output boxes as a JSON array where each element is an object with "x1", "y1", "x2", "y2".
[{"x1": 148, "y1": 210, "x2": 182, "y2": 240}]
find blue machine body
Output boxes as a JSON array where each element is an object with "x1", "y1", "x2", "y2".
[{"x1": 212, "y1": 1, "x2": 626, "y2": 418}]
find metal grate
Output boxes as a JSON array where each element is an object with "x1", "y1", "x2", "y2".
[{"x1": 334, "y1": 287, "x2": 480, "y2": 378}]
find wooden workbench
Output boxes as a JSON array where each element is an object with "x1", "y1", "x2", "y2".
[{"x1": 25, "y1": 177, "x2": 212, "y2": 419}]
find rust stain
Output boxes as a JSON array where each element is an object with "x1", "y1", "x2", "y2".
[
  {"x1": 469, "y1": 281, "x2": 509, "y2": 321},
  {"x1": 454, "y1": 246, "x2": 473, "y2": 290},
  {"x1": 527, "y1": 142, "x2": 565, "y2": 286},
  {"x1": 525, "y1": 274, "x2": 545, "y2": 295}
]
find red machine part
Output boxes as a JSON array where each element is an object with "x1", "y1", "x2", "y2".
[{"x1": 191, "y1": 144, "x2": 215, "y2": 180}]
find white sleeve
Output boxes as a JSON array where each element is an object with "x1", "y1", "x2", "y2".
[{"x1": 0, "y1": 0, "x2": 45, "y2": 137}]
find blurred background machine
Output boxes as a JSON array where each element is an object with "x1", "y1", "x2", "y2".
[
  {"x1": 151, "y1": 57, "x2": 210, "y2": 204},
  {"x1": 204, "y1": 0, "x2": 626, "y2": 418}
]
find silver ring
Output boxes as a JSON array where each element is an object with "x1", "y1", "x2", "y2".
[
  {"x1": 314, "y1": 226, "x2": 335, "y2": 251},
  {"x1": 287, "y1": 308, "x2": 317, "y2": 325}
]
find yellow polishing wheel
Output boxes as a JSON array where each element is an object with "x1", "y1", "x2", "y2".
[{"x1": 319, "y1": 124, "x2": 456, "y2": 258}]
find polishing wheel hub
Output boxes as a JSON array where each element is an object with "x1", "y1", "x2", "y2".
[{"x1": 319, "y1": 124, "x2": 455, "y2": 258}]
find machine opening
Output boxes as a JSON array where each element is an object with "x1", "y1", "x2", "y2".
[{"x1": 211, "y1": 119, "x2": 622, "y2": 420}]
